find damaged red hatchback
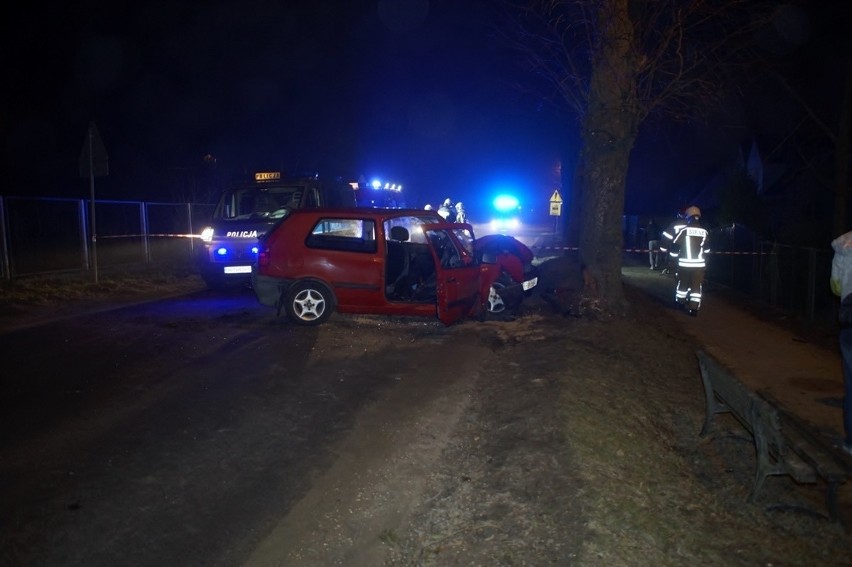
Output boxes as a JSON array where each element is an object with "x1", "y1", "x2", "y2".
[{"x1": 252, "y1": 208, "x2": 538, "y2": 325}]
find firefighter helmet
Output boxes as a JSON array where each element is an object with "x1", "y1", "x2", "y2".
[{"x1": 684, "y1": 206, "x2": 701, "y2": 219}]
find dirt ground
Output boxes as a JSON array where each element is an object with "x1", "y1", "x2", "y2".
[
  {"x1": 3, "y1": 260, "x2": 852, "y2": 566},
  {"x1": 244, "y1": 256, "x2": 852, "y2": 566}
]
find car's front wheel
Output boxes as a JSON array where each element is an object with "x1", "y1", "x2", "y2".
[
  {"x1": 486, "y1": 274, "x2": 515, "y2": 318},
  {"x1": 286, "y1": 280, "x2": 334, "y2": 326}
]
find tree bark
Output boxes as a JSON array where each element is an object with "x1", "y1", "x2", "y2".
[{"x1": 576, "y1": 0, "x2": 640, "y2": 315}]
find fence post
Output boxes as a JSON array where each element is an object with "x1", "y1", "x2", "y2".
[
  {"x1": 750, "y1": 233, "x2": 759, "y2": 296},
  {"x1": 769, "y1": 242, "x2": 779, "y2": 308},
  {"x1": 0, "y1": 197, "x2": 10, "y2": 280},
  {"x1": 187, "y1": 203, "x2": 195, "y2": 254},
  {"x1": 807, "y1": 248, "x2": 817, "y2": 323},
  {"x1": 79, "y1": 199, "x2": 91, "y2": 272},
  {"x1": 140, "y1": 202, "x2": 151, "y2": 264}
]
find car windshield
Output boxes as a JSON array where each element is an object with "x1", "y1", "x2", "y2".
[{"x1": 215, "y1": 186, "x2": 303, "y2": 220}]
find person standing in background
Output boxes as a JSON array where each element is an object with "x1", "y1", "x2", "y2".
[
  {"x1": 437, "y1": 198, "x2": 454, "y2": 221},
  {"x1": 646, "y1": 218, "x2": 661, "y2": 270},
  {"x1": 831, "y1": 230, "x2": 852, "y2": 455}
]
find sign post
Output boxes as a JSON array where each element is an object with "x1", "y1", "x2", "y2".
[
  {"x1": 548, "y1": 189, "x2": 563, "y2": 234},
  {"x1": 79, "y1": 122, "x2": 109, "y2": 283}
]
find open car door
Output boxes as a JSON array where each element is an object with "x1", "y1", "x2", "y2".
[{"x1": 423, "y1": 225, "x2": 482, "y2": 325}]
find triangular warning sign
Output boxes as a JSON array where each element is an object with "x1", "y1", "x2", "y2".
[{"x1": 549, "y1": 189, "x2": 562, "y2": 204}]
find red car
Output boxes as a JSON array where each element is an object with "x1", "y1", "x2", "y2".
[{"x1": 252, "y1": 208, "x2": 538, "y2": 325}]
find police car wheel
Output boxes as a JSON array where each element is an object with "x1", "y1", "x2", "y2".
[{"x1": 286, "y1": 281, "x2": 334, "y2": 326}]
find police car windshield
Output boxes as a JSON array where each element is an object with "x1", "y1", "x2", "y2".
[{"x1": 216, "y1": 186, "x2": 303, "y2": 220}]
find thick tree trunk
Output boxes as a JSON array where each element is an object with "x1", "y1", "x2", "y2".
[{"x1": 576, "y1": 0, "x2": 640, "y2": 316}]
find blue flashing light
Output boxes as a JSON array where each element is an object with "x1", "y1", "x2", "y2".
[
  {"x1": 493, "y1": 194, "x2": 519, "y2": 212},
  {"x1": 216, "y1": 247, "x2": 228, "y2": 256},
  {"x1": 251, "y1": 246, "x2": 259, "y2": 254},
  {"x1": 371, "y1": 179, "x2": 382, "y2": 190}
]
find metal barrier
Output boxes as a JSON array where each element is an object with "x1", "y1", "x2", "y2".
[
  {"x1": 707, "y1": 224, "x2": 835, "y2": 327},
  {"x1": 535, "y1": 222, "x2": 837, "y2": 327},
  {"x1": 0, "y1": 195, "x2": 215, "y2": 279},
  {"x1": 0, "y1": 201, "x2": 839, "y2": 327}
]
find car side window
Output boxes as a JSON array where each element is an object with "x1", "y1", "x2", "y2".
[
  {"x1": 453, "y1": 228, "x2": 475, "y2": 256},
  {"x1": 306, "y1": 218, "x2": 377, "y2": 253},
  {"x1": 383, "y1": 215, "x2": 441, "y2": 245}
]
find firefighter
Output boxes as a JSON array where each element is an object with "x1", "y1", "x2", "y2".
[
  {"x1": 671, "y1": 206, "x2": 710, "y2": 315},
  {"x1": 454, "y1": 201, "x2": 467, "y2": 224},
  {"x1": 659, "y1": 210, "x2": 687, "y2": 275},
  {"x1": 437, "y1": 198, "x2": 454, "y2": 221}
]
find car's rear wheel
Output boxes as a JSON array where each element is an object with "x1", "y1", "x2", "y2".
[{"x1": 286, "y1": 280, "x2": 334, "y2": 326}]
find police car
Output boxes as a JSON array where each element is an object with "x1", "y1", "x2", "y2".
[
  {"x1": 196, "y1": 171, "x2": 355, "y2": 288},
  {"x1": 489, "y1": 194, "x2": 522, "y2": 233}
]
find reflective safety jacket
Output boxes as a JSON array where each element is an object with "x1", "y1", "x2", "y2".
[
  {"x1": 660, "y1": 220, "x2": 686, "y2": 257},
  {"x1": 671, "y1": 220, "x2": 710, "y2": 268}
]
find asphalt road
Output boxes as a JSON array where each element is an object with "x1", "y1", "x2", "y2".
[
  {"x1": 3, "y1": 252, "x2": 847, "y2": 565},
  {"x1": 0, "y1": 288, "x2": 466, "y2": 566}
]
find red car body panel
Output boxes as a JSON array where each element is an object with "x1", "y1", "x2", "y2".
[
  {"x1": 254, "y1": 208, "x2": 490, "y2": 324},
  {"x1": 253, "y1": 207, "x2": 536, "y2": 325}
]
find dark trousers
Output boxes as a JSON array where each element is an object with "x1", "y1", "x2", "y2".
[
  {"x1": 675, "y1": 266, "x2": 705, "y2": 309},
  {"x1": 841, "y1": 327, "x2": 852, "y2": 445}
]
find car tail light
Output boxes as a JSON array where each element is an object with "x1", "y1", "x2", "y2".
[{"x1": 258, "y1": 247, "x2": 270, "y2": 267}]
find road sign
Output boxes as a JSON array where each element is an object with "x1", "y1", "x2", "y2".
[{"x1": 549, "y1": 189, "x2": 563, "y2": 216}]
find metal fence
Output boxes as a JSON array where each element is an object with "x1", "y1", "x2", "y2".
[
  {"x1": 707, "y1": 223, "x2": 836, "y2": 327},
  {"x1": 0, "y1": 199, "x2": 839, "y2": 327},
  {"x1": 0, "y1": 195, "x2": 215, "y2": 279}
]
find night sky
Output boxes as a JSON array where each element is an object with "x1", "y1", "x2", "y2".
[
  {"x1": 1, "y1": 1, "x2": 845, "y2": 219},
  {"x1": 2, "y1": 0, "x2": 559, "y2": 212}
]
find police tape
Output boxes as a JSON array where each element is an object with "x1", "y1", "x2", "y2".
[
  {"x1": 97, "y1": 236, "x2": 768, "y2": 255},
  {"x1": 98, "y1": 233, "x2": 201, "y2": 239},
  {"x1": 533, "y1": 246, "x2": 770, "y2": 256}
]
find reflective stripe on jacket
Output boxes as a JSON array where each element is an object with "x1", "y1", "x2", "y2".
[
  {"x1": 660, "y1": 222, "x2": 686, "y2": 253},
  {"x1": 672, "y1": 224, "x2": 709, "y2": 268}
]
